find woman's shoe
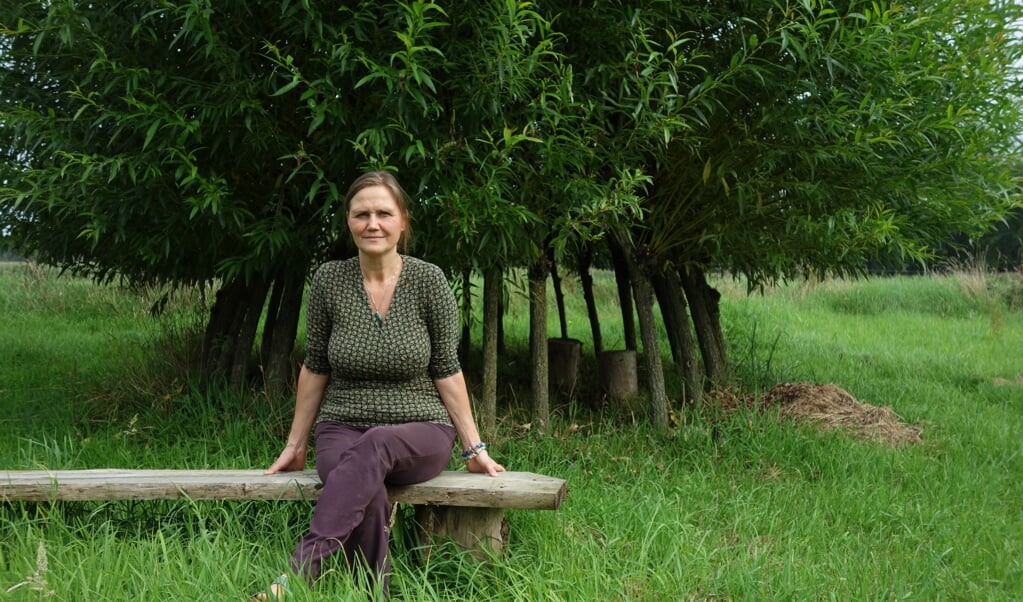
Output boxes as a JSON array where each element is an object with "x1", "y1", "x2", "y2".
[{"x1": 251, "y1": 574, "x2": 289, "y2": 601}]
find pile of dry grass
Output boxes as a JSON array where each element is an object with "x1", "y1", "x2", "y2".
[{"x1": 758, "y1": 382, "x2": 924, "y2": 447}]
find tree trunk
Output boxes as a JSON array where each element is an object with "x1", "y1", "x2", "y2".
[
  {"x1": 259, "y1": 270, "x2": 284, "y2": 359},
  {"x1": 497, "y1": 282, "x2": 506, "y2": 356},
  {"x1": 611, "y1": 229, "x2": 671, "y2": 429},
  {"x1": 630, "y1": 268, "x2": 671, "y2": 427},
  {"x1": 480, "y1": 266, "x2": 501, "y2": 435},
  {"x1": 608, "y1": 236, "x2": 637, "y2": 351},
  {"x1": 202, "y1": 279, "x2": 245, "y2": 386},
  {"x1": 528, "y1": 258, "x2": 550, "y2": 432},
  {"x1": 578, "y1": 243, "x2": 603, "y2": 358},
  {"x1": 705, "y1": 271, "x2": 727, "y2": 368},
  {"x1": 262, "y1": 271, "x2": 305, "y2": 399},
  {"x1": 680, "y1": 265, "x2": 726, "y2": 386},
  {"x1": 216, "y1": 290, "x2": 247, "y2": 384},
  {"x1": 652, "y1": 270, "x2": 701, "y2": 404},
  {"x1": 229, "y1": 274, "x2": 271, "y2": 389},
  {"x1": 548, "y1": 246, "x2": 569, "y2": 339},
  {"x1": 624, "y1": 251, "x2": 670, "y2": 430}
]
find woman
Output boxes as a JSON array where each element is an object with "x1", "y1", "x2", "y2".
[{"x1": 256, "y1": 171, "x2": 504, "y2": 600}]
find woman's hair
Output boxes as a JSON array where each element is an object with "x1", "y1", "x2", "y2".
[{"x1": 344, "y1": 170, "x2": 412, "y2": 252}]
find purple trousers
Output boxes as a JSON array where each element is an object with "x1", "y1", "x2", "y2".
[{"x1": 289, "y1": 420, "x2": 455, "y2": 594}]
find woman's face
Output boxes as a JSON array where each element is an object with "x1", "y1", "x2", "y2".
[{"x1": 347, "y1": 185, "x2": 406, "y2": 258}]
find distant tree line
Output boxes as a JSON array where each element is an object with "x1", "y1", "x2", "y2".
[{"x1": 865, "y1": 207, "x2": 1023, "y2": 275}]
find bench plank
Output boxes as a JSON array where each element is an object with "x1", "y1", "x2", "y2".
[{"x1": 0, "y1": 469, "x2": 566, "y2": 510}]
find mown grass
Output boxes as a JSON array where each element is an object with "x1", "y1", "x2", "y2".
[{"x1": 1, "y1": 262, "x2": 1021, "y2": 600}]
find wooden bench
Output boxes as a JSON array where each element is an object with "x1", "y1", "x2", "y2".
[{"x1": 1, "y1": 469, "x2": 566, "y2": 556}]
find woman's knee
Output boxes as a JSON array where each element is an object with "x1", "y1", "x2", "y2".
[{"x1": 314, "y1": 422, "x2": 365, "y2": 479}]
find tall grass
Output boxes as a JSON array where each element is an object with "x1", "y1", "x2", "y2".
[{"x1": 1, "y1": 262, "x2": 1021, "y2": 600}]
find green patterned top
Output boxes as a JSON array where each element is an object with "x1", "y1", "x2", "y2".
[{"x1": 304, "y1": 256, "x2": 460, "y2": 428}]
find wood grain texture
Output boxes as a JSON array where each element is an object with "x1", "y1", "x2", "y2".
[{"x1": 1, "y1": 469, "x2": 567, "y2": 509}]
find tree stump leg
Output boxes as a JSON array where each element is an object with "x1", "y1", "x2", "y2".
[{"x1": 413, "y1": 505, "x2": 507, "y2": 560}]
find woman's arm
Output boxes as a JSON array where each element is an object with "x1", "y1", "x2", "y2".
[
  {"x1": 435, "y1": 371, "x2": 505, "y2": 477},
  {"x1": 265, "y1": 365, "x2": 330, "y2": 474}
]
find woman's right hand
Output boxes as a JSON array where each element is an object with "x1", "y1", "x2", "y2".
[
  {"x1": 264, "y1": 367, "x2": 328, "y2": 475},
  {"x1": 264, "y1": 444, "x2": 307, "y2": 474}
]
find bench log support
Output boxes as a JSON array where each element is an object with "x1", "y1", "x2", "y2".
[{"x1": 414, "y1": 506, "x2": 507, "y2": 559}]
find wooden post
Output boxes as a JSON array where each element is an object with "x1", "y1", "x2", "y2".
[
  {"x1": 548, "y1": 337, "x2": 582, "y2": 397},
  {"x1": 598, "y1": 350, "x2": 638, "y2": 401}
]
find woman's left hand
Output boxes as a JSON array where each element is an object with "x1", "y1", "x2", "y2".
[{"x1": 467, "y1": 450, "x2": 505, "y2": 477}]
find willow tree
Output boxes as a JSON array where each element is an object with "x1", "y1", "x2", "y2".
[
  {"x1": 0, "y1": 2, "x2": 341, "y2": 395},
  {"x1": 649, "y1": 0, "x2": 1023, "y2": 384},
  {"x1": 543, "y1": 0, "x2": 1023, "y2": 426},
  {"x1": 1, "y1": 2, "x2": 546, "y2": 398},
  {"x1": 539, "y1": 2, "x2": 735, "y2": 427},
  {"x1": 350, "y1": 4, "x2": 649, "y2": 433},
  {"x1": 2, "y1": 1, "x2": 642, "y2": 418},
  {"x1": 7, "y1": 0, "x2": 1018, "y2": 428}
]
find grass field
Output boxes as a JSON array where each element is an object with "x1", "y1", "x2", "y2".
[{"x1": 1, "y1": 262, "x2": 1021, "y2": 600}]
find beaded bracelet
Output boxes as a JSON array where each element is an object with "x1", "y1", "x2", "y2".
[{"x1": 460, "y1": 442, "x2": 487, "y2": 462}]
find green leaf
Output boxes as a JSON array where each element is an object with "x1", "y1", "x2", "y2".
[
  {"x1": 272, "y1": 76, "x2": 301, "y2": 97},
  {"x1": 142, "y1": 121, "x2": 160, "y2": 152}
]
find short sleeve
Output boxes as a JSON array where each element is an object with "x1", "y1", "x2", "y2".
[
  {"x1": 423, "y1": 264, "x2": 462, "y2": 380},
  {"x1": 303, "y1": 263, "x2": 334, "y2": 375}
]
